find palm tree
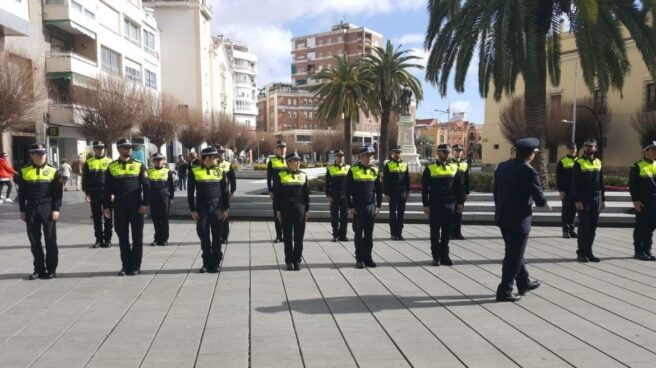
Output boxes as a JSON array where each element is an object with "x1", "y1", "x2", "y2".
[
  {"x1": 360, "y1": 40, "x2": 424, "y2": 170},
  {"x1": 424, "y1": 0, "x2": 656, "y2": 182},
  {"x1": 310, "y1": 55, "x2": 380, "y2": 164}
]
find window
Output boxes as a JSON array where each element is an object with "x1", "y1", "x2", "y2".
[
  {"x1": 145, "y1": 70, "x2": 157, "y2": 89},
  {"x1": 84, "y1": 9, "x2": 95, "y2": 19},
  {"x1": 647, "y1": 83, "x2": 656, "y2": 111},
  {"x1": 303, "y1": 112, "x2": 308, "y2": 118},
  {"x1": 287, "y1": 111, "x2": 292, "y2": 118},
  {"x1": 292, "y1": 112, "x2": 297, "y2": 118},
  {"x1": 124, "y1": 17, "x2": 140, "y2": 44},
  {"x1": 143, "y1": 30, "x2": 156, "y2": 54},
  {"x1": 593, "y1": 89, "x2": 608, "y2": 111},
  {"x1": 101, "y1": 46, "x2": 121, "y2": 75},
  {"x1": 124, "y1": 59, "x2": 142, "y2": 83}
]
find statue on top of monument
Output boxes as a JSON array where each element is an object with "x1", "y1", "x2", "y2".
[{"x1": 400, "y1": 87, "x2": 413, "y2": 116}]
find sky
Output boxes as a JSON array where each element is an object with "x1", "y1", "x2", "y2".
[{"x1": 211, "y1": 0, "x2": 485, "y2": 123}]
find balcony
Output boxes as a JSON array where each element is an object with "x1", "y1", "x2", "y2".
[
  {"x1": 42, "y1": 0, "x2": 97, "y2": 40},
  {"x1": 200, "y1": 0, "x2": 213, "y2": 20},
  {"x1": 46, "y1": 52, "x2": 99, "y2": 81},
  {"x1": 0, "y1": 1, "x2": 30, "y2": 36},
  {"x1": 48, "y1": 104, "x2": 85, "y2": 127}
]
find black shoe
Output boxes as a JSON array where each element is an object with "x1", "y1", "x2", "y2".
[
  {"x1": 587, "y1": 254, "x2": 601, "y2": 263},
  {"x1": 577, "y1": 254, "x2": 589, "y2": 263},
  {"x1": 355, "y1": 261, "x2": 365, "y2": 269},
  {"x1": 635, "y1": 252, "x2": 652, "y2": 261},
  {"x1": 397, "y1": 235, "x2": 405, "y2": 241},
  {"x1": 126, "y1": 270, "x2": 140, "y2": 276},
  {"x1": 92, "y1": 240, "x2": 102, "y2": 248},
  {"x1": 339, "y1": 237, "x2": 349, "y2": 242},
  {"x1": 293, "y1": 262, "x2": 301, "y2": 271},
  {"x1": 150, "y1": 241, "x2": 158, "y2": 246},
  {"x1": 117, "y1": 269, "x2": 126, "y2": 276},
  {"x1": 332, "y1": 237, "x2": 338, "y2": 242},
  {"x1": 562, "y1": 231, "x2": 571, "y2": 239},
  {"x1": 432, "y1": 259, "x2": 440, "y2": 266},
  {"x1": 569, "y1": 230, "x2": 578, "y2": 238},
  {"x1": 647, "y1": 253, "x2": 656, "y2": 261},
  {"x1": 274, "y1": 237, "x2": 283, "y2": 243},
  {"x1": 364, "y1": 261, "x2": 377, "y2": 268},
  {"x1": 207, "y1": 267, "x2": 219, "y2": 274},
  {"x1": 455, "y1": 234, "x2": 465, "y2": 240},
  {"x1": 449, "y1": 234, "x2": 456, "y2": 240},
  {"x1": 286, "y1": 263, "x2": 293, "y2": 271},
  {"x1": 199, "y1": 267, "x2": 208, "y2": 273},
  {"x1": 159, "y1": 241, "x2": 168, "y2": 246},
  {"x1": 101, "y1": 240, "x2": 112, "y2": 248},
  {"x1": 441, "y1": 256, "x2": 454, "y2": 266},
  {"x1": 28, "y1": 272, "x2": 42, "y2": 280},
  {"x1": 221, "y1": 239, "x2": 228, "y2": 244},
  {"x1": 518, "y1": 280, "x2": 541, "y2": 296},
  {"x1": 496, "y1": 293, "x2": 521, "y2": 302}
]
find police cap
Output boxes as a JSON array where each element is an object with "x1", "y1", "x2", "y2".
[
  {"x1": 359, "y1": 145, "x2": 376, "y2": 155},
  {"x1": 451, "y1": 144, "x2": 464, "y2": 151},
  {"x1": 436, "y1": 144, "x2": 451, "y2": 153},
  {"x1": 514, "y1": 138, "x2": 540, "y2": 153},
  {"x1": 566, "y1": 141, "x2": 577, "y2": 149},
  {"x1": 200, "y1": 147, "x2": 219, "y2": 157},
  {"x1": 642, "y1": 141, "x2": 656, "y2": 151},
  {"x1": 583, "y1": 138, "x2": 597, "y2": 146},
  {"x1": 285, "y1": 152, "x2": 302, "y2": 162},
  {"x1": 92, "y1": 141, "x2": 105, "y2": 149},
  {"x1": 116, "y1": 138, "x2": 133, "y2": 149},
  {"x1": 28, "y1": 143, "x2": 47, "y2": 154},
  {"x1": 333, "y1": 149, "x2": 345, "y2": 156},
  {"x1": 152, "y1": 152, "x2": 165, "y2": 160},
  {"x1": 276, "y1": 140, "x2": 287, "y2": 148},
  {"x1": 390, "y1": 145, "x2": 402, "y2": 153}
]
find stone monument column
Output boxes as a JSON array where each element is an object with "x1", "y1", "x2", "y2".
[{"x1": 397, "y1": 88, "x2": 420, "y2": 171}]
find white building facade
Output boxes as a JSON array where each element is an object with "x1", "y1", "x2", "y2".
[{"x1": 224, "y1": 39, "x2": 257, "y2": 129}]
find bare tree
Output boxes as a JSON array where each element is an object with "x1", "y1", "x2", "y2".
[
  {"x1": 233, "y1": 125, "x2": 257, "y2": 156},
  {"x1": 257, "y1": 132, "x2": 277, "y2": 157},
  {"x1": 178, "y1": 109, "x2": 208, "y2": 151},
  {"x1": 207, "y1": 112, "x2": 237, "y2": 147},
  {"x1": 632, "y1": 110, "x2": 656, "y2": 144},
  {"x1": 311, "y1": 131, "x2": 332, "y2": 162},
  {"x1": 140, "y1": 93, "x2": 182, "y2": 152}
]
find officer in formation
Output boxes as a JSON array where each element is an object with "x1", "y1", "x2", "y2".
[
  {"x1": 273, "y1": 152, "x2": 310, "y2": 271},
  {"x1": 345, "y1": 145, "x2": 382, "y2": 269},
  {"x1": 629, "y1": 141, "x2": 656, "y2": 261},
  {"x1": 556, "y1": 142, "x2": 579, "y2": 239},
  {"x1": 267, "y1": 140, "x2": 288, "y2": 243},
  {"x1": 494, "y1": 138, "x2": 548, "y2": 302},
  {"x1": 383, "y1": 145, "x2": 410, "y2": 241},
  {"x1": 82, "y1": 141, "x2": 113, "y2": 248},
  {"x1": 572, "y1": 138, "x2": 604, "y2": 263},
  {"x1": 188, "y1": 146, "x2": 230, "y2": 273},
  {"x1": 148, "y1": 153, "x2": 175, "y2": 246},
  {"x1": 103, "y1": 139, "x2": 150, "y2": 276},
  {"x1": 325, "y1": 149, "x2": 350, "y2": 242},
  {"x1": 422, "y1": 144, "x2": 464, "y2": 266},
  {"x1": 450, "y1": 144, "x2": 470, "y2": 240},
  {"x1": 217, "y1": 145, "x2": 236, "y2": 244},
  {"x1": 19, "y1": 144, "x2": 63, "y2": 280}
]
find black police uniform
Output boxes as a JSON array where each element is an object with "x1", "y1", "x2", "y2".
[
  {"x1": 18, "y1": 146, "x2": 63, "y2": 279},
  {"x1": 556, "y1": 148, "x2": 578, "y2": 238},
  {"x1": 422, "y1": 151, "x2": 464, "y2": 265},
  {"x1": 104, "y1": 142, "x2": 150, "y2": 275},
  {"x1": 572, "y1": 149, "x2": 605, "y2": 262},
  {"x1": 218, "y1": 157, "x2": 236, "y2": 243},
  {"x1": 345, "y1": 149, "x2": 382, "y2": 268},
  {"x1": 273, "y1": 155, "x2": 310, "y2": 270},
  {"x1": 450, "y1": 147, "x2": 470, "y2": 240},
  {"x1": 267, "y1": 145, "x2": 288, "y2": 242},
  {"x1": 82, "y1": 144, "x2": 113, "y2": 247},
  {"x1": 629, "y1": 142, "x2": 656, "y2": 261},
  {"x1": 494, "y1": 138, "x2": 547, "y2": 301},
  {"x1": 188, "y1": 151, "x2": 229, "y2": 273},
  {"x1": 325, "y1": 154, "x2": 350, "y2": 241},
  {"x1": 383, "y1": 152, "x2": 410, "y2": 240},
  {"x1": 148, "y1": 158, "x2": 175, "y2": 246}
]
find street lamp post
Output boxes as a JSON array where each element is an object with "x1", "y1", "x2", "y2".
[
  {"x1": 571, "y1": 61, "x2": 578, "y2": 143},
  {"x1": 257, "y1": 137, "x2": 264, "y2": 162},
  {"x1": 562, "y1": 104, "x2": 604, "y2": 158}
]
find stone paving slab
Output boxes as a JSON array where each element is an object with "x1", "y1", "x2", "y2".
[{"x1": 0, "y1": 205, "x2": 655, "y2": 367}]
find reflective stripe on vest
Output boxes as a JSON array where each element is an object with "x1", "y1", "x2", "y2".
[
  {"x1": 454, "y1": 160, "x2": 468, "y2": 173},
  {"x1": 578, "y1": 158, "x2": 602, "y2": 172},
  {"x1": 87, "y1": 157, "x2": 112, "y2": 172},
  {"x1": 108, "y1": 161, "x2": 142, "y2": 178},
  {"x1": 279, "y1": 171, "x2": 306, "y2": 185},
  {"x1": 351, "y1": 166, "x2": 378, "y2": 181},
  {"x1": 148, "y1": 167, "x2": 170, "y2": 182},
  {"x1": 428, "y1": 162, "x2": 458, "y2": 178},
  {"x1": 271, "y1": 156, "x2": 287, "y2": 170},
  {"x1": 637, "y1": 160, "x2": 656, "y2": 178},
  {"x1": 21, "y1": 165, "x2": 57, "y2": 183},
  {"x1": 560, "y1": 156, "x2": 577, "y2": 169},
  {"x1": 386, "y1": 160, "x2": 408, "y2": 173},
  {"x1": 218, "y1": 160, "x2": 232, "y2": 173},
  {"x1": 192, "y1": 165, "x2": 223, "y2": 182},
  {"x1": 328, "y1": 164, "x2": 350, "y2": 177}
]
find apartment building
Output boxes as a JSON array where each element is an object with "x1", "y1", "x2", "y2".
[
  {"x1": 415, "y1": 118, "x2": 482, "y2": 159},
  {"x1": 209, "y1": 35, "x2": 233, "y2": 118},
  {"x1": 224, "y1": 39, "x2": 257, "y2": 129}
]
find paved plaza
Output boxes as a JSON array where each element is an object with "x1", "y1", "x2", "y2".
[{"x1": 1, "y1": 202, "x2": 656, "y2": 367}]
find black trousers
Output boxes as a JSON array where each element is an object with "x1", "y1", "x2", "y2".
[
  {"x1": 496, "y1": 228, "x2": 530, "y2": 296},
  {"x1": 26, "y1": 202, "x2": 58, "y2": 274},
  {"x1": 273, "y1": 201, "x2": 283, "y2": 239},
  {"x1": 150, "y1": 192, "x2": 170, "y2": 244},
  {"x1": 353, "y1": 204, "x2": 375, "y2": 263},
  {"x1": 222, "y1": 217, "x2": 230, "y2": 241},
  {"x1": 388, "y1": 192, "x2": 407, "y2": 237},
  {"x1": 114, "y1": 201, "x2": 144, "y2": 272},
  {"x1": 281, "y1": 202, "x2": 306, "y2": 264},
  {"x1": 178, "y1": 175, "x2": 187, "y2": 190},
  {"x1": 429, "y1": 202, "x2": 454, "y2": 260},
  {"x1": 633, "y1": 198, "x2": 656, "y2": 255},
  {"x1": 577, "y1": 194, "x2": 601, "y2": 257},
  {"x1": 452, "y1": 211, "x2": 463, "y2": 237},
  {"x1": 329, "y1": 195, "x2": 348, "y2": 239},
  {"x1": 197, "y1": 203, "x2": 224, "y2": 269},
  {"x1": 561, "y1": 191, "x2": 577, "y2": 231},
  {"x1": 0, "y1": 180, "x2": 12, "y2": 198},
  {"x1": 90, "y1": 191, "x2": 112, "y2": 242}
]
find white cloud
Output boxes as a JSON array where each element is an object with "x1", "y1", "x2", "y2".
[
  {"x1": 393, "y1": 33, "x2": 425, "y2": 46},
  {"x1": 450, "y1": 100, "x2": 471, "y2": 113}
]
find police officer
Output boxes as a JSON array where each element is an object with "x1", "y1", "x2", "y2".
[
  {"x1": 188, "y1": 147, "x2": 230, "y2": 273},
  {"x1": 19, "y1": 144, "x2": 63, "y2": 280},
  {"x1": 267, "y1": 141, "x2": 287, "y2": 242},
  {"x1": 273, "y1": 152, "x2": 310, "y2": 271},
  {"x1": 450, "y1": 144, "x2": 470, "y2": 240},
  {"x1": 494, "y1": 138, "x2": 549, "y2": 302},
  {"x1": 82, "y1": 141, "x2": 113, "y2": 248},
  {"x1": 383, "y1": 145, "x2": 410, "y2": 241},
  {"x1": 629, "y1": 141, "x2": 656, "y2": 261},
  {"x1": 148, "y1": 153, "x2": 175, "y2": 246},
  {"x1": 325, "y1": 149, "x2": 350, "y2": 242},
  {"x1": 556, "y1": 142, "x2": 579, "y2": 239},
  {"x1": 104, "y1": 139, "x2": 150, "y2": 276},
  {"x1": 345, "y1": 145, "x2": 382, "y2": 268},
  {"x1": 422, "y1": 144, "x2": 464, "y2": 266},
  {"x1": 572, "y1": 138, "x2": 605, "y2": 263},
  {"x1": 217, "y1": 145, "x2": 236, "y2": 244}
]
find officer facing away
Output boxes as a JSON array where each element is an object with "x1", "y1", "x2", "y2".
[
  {"x1": 383, "y1": 145, "x2": 410, "y2": 241},
  {"x1": 556, "y1": 142, "x2": 579, "y2": 239},
  {"x1": 82, "y1": 141, "x2": 113, "y2": 248},
  {"x1": 19, "y1": 143, "x2": 63, "y2": 280},
  {"x1": 188, "y1": 147, "x2": 230, "y2": 273},
  {"x1": 273, "y1": 152, "x2": 310, "y2": 271},
  {"x1": 325, "y1": 149, "x2": 350, "y2": 242},
  {"x1": 345, "y1": 145, "x2": 382, "y2": 269},
  {"x1": 450, "y1": 144, "x2": 470, "y2": 240},
  {"x1": 422, "y1": 144, "x2": 464, "y2": 266},
  {"x1": 629, "y1": 141, "x2": 656, "y2": 261},
  {"x1": 494, "y1": 138, "x2": 549, "y2": 302},
  {"x1": 103, "y1": 139, "x2": 150, "y2": 276},
  {"x1": 572, "y1": 138, "x2": 605, "y2": 263},
  {"x1": 217, "y1": 145, "x2": 236, "y2": 244},
  {"x1": 148, "y1": 153, "x2": 175, "y2": 246},
  {"x1": 267, "y1": 141, "x2": 288, "y2": 243}
]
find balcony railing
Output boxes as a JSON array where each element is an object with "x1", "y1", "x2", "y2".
[{"x1": 46, "y1": 51, "x2": 99, "y2": 80}]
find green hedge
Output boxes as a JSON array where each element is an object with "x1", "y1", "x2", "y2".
[
  {"x1": 254, "y1": 163, "x2": 267, "y2": 171},
  {"x1": 308, "y1": 178, "x2": 325, "y2": 193}
]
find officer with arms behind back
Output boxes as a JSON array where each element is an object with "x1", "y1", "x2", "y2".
[
  {"x1": 267, "y1": 141, "x2": 288, "y2": 243},
  {"x1": 629, "y1": 141, "x2": 656, "y2": 261},
  {"x1": 556, "y1": 142, "x2": 579, "y2": 239},
  {"x1": 217, "y1": 145, "x2": 236, "y2": 244},
  {"x1": 325, "y1": 149, "x2": 350, "y2": 242},
  {"x1": 19, "y1": 143, "x2": 63, "y2": 280},
  {"x1": 450, "y1": 144, "x2": 470, "y2": 240},
  {"x1": 83, "y1": 141, "x2": 113, "y2": 248},
  {"x1": 148, "y1": 153, "x2": 175, "y2": 246},
  {"x1": 494, "y1": 138, "x2": 550, "y2": 302},
  {"x1": 383, "y1": 145, "x2": 410, "y2": 241}
]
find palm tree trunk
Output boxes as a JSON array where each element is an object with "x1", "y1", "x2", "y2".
[
  {"x1": 524, "y1": 32, "x2": 549, "y2": 187},
  {"x1": 378, "y1": 102, "x2": 391, "y2": 171},
  {"x1": 344, "y1": 116, "x2": 353, "y2": 164}
]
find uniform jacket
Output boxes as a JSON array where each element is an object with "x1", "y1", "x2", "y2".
[
  {"x1": 187, "y1": 164, "x2": 229, "y2": 212},
  {"x1": 103, "y1": 158, "x2": 150, "y2": 208},
  {"x1": 383, "y1": 159, "x2": 410, "y2": 195},
  {"x1": 148, "y1": 166, "x2": 175, "y2": 200},
  {"x1": 556, "y1": 155, "x2": 578, "y2": 193},
  {"x1": 629, "y1": 158, "x2": 656, "y2": 203},
  {"x1": 17, "y1": 163, "x2": 63, "y2": 212},
  {"x1": 325, "y1": 163, "x2": 350, "y2": 198},
  {"x1": 344, "y1": 163, "x2": 382, "y2": 209},
  {"x1": 267, "y1": 156, "x2": 287, "y2": 192},
  {"x1": 272, "y1": 169, "x2": 310, "y2": 212},
  {"x1": 571, "y1": 155, "x2": 605, "y2": 202},
  {"x1": 421, "y1": 160, "x2": 465, "y2": 206}
]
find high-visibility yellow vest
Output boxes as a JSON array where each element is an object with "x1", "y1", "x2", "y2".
[
  {"x1": 86, "y1": 157, "x2": 112, "y2": 172},
  {"x1": 328, "y1": 164, "x2": 350, "y2": 177},
  {"x1": 148, "y1": 167, "x2": 170, "y2": 182},
  {"x1": 279, "y1": 170, "x2": 307, "y2": 185},
  {"x1": 21, "y1": 164, "x2": 57, "y2": 183},
  {"x1": 559, "y1": 156, "x2": 578, "y2": 169},
  {"x1": 191, "y1": 165, "x2": 223, "y2": 182},
  {"x1": 108, "y1": 160, "x2": 143, "y2": 178},
  {"x1": 578, "y1": 158, "x2": 602, "y2": 172},
  {"x1": 637, "y1": 159, "x2": 656, "y2": 178},
  {"x1": 386, "y1": 160, "x2": 408, "y2": 173},
  {"x1": 351, "y1": 165, "x2": 378, "y2": 181},
  {"x1": 427, "y1": 162, "x2": 458, "y2": 178},
  {"x1": 270, "y1": 156, "x2": 287, "y2": 170},
  {"x1": 218, "y1": 160, "x2": 232, "y2": 173}
]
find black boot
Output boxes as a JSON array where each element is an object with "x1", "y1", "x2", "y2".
[
  {"x1": 569, "y1": 228, "x2": 578, "y2": 238},
  {"x1": 562, "y1": 229, "x2": 571, "y2": 239}
]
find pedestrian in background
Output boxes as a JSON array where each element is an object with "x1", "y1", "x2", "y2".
[
  {"x1": 629, "y1": 141, "x2": 656, "y2": 261},
  {"x1": 175, "y1": 155, "x2": 189, "y2": 191},
  {"x1": 0, "y1": 152, "x2": 16, "y2": 204},
  {"x1": 59, "y1": 159, "x2": 72, "y2": 191},
  {"x1": 71, "y1": 154, "x2": 84, "y2": 191}
]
